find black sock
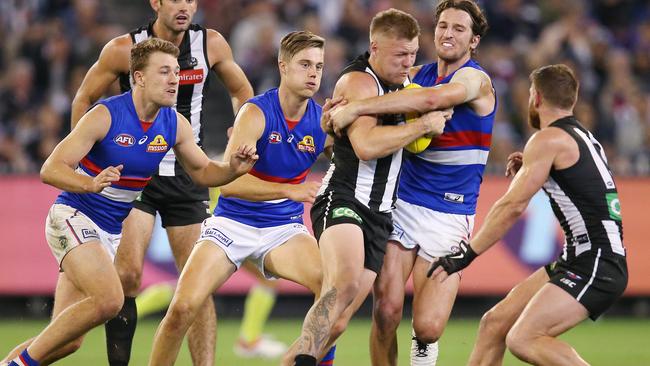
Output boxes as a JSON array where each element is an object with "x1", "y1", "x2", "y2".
[
  {"x1": 105, "y1": 296, "x2": 137, "y2": 366},
  {"x1": 294, "y1": 354, "x2": 317, "y2": 366}
]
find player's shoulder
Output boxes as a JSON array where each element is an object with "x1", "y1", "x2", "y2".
[
  {"x1": 454, "y1": 65, "x2": 491, "y2": 84},
  {"x1": 105, "y1": 33, "x2": 133, "y2": 53},
  {"x1": 205, "y1": 28, "x2": 231, "y2": 48},
  {"x1": 99, "y1": 34, "x2": 132, "y2": 68},
  {"x1": 527, "y1": 126, "x2": 573, "y2": 153},
  {"x1": 335, "y1": 71, "x2": 379, "y2": 100}
]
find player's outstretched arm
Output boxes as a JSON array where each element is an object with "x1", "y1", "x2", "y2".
[
  {"x1": 71, "y1": 35, "x2": 131, "y2": 128},
  {"x1": 173, "y1": 112, "x2": 258, "y2": 187},
  {"x1": 339, "y1": 73, "x2": 446, "y2": 160},
  {"x1": 207, "y1": 29, "x2": 254, "y2": 114},
  {"x1": 428, "y1": 130, "x2": 560, "y2": 281},
  {"x1": 330, "y1": 67, "x2": 491, "y2": 131},
  {"x1": 41, "y1": 105, "x2": 120, "y2": 193}
]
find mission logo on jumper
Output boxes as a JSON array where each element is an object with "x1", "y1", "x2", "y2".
[
  {"x1": 298, "y1": 135, "x2": 316, "y2": 153},
  {"x1": 114, "y1": 133, "x2": 135, "y2": 147},
  {"x1": 147, "y1": 135, "x2": 169, "y2": 153},
  {"x1": 269, "y1": 131, "x2": 282, "y2": 144},
  {"x1": 203, "y1": 228, "x2": 233, "y2": 246}
]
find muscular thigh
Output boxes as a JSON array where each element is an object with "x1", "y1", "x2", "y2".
[
  {"x1": 167, "y1": 223, "x2": 202, "y2": 270},
  {"x1": 491, "y1": 268, "x2": 550, "y2": 329},
  {"x1": 373, "y1": 242, "x2": 416, "y2": 305},
  {"x1": 52, "y1": 273, "x2": 86, "y2": 318},
  {"x1": 512, "y1": 283, "x2": 589, "y2": 338},
  {"x1": 114, "y1": 208, "x2": 155, "y2": 272},
  {"x1": 264, "y1": 232, "x2": 321, "y2": 294}
]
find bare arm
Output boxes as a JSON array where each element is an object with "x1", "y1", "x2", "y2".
[
  {"x1": 340, "y1": 72, "x2": 446, "y2": 161},
  {"x1": 41, "y1": 105, "x2": 122, "y2": 192},
  {"x1": 173, "y1": 112, "x2": 257, "y2": 187},
  {"x1": 71, "y1": 35, "x2": 131, "y2": 128},
  {"x1": 323, "y1": 135, "x2": 334, "y2": 160},
  {"x1": 469, "y1": 131, "x2": 557, "y2": 254},
  {"x1": 207, "y1": 29, "x2": 254, "y2": 114},
  {"x1": 219, "y1": 104, "x2": 321, "y2": 202},
  {"x1": 331, "y1": 67, "x2": 492, "y2": 130}
]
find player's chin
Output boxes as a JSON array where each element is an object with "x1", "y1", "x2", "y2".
[
  {"x1": 300, "y1": 88, "x2": 316, "y2": 98},
  {"x1": 160, "y1": 97, "x2": 177, "y2": 107}
]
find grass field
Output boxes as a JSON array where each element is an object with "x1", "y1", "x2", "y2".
[{"x1": 1, "y1": 317, "x2": 649, "y2": 365}]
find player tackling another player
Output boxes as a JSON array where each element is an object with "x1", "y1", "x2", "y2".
[
  {"x1": 290, "y1": 9, "x2": 450, "y2": 366},
  {"x1": 324, "y1": 1, "x2": 494, "y2": 364}
]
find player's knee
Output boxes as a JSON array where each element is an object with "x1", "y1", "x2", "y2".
[
  {"x1": 479, "y1": 307, "x2": 510, "y2": 339},
  {"x1": 505, "y1": 327, "x2": 533, "y2": 362},
  {"x1": 413, "y1": 318, "x2": 444, "y2": 344},
  {"x1": 94, "y1": 294, "x2": 124, "y2": 322},
  {"x1": 166, "y1": 298, "x2": 198, "y2": 331},
  {"x1": 117, "y1": 265, "x2": 143, "y2": 295},
  {"x1": 62, "y1": 337, "x2": 84, "y2": 355},
  {"x1": 373, "y1": 298, "x2": 403, "y2": 331},
  {"x1": 335, "y1": 281, "x2": 359, "y2": 306},
  {"x1": 330, "y1": 315, "x2": 350, "y2": 340}
]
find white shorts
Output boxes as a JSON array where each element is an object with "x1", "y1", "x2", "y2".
[
  {"x1": 45, "y1": 204, "x2": 121, "y2": 269},
  {"x1": 388, "y1": 198, "x2": 474, "y2": 262},
  {"x1": 198, "y1": 216, "x2": 310, "y2": 279}
]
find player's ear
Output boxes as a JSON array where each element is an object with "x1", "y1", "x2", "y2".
[
  {"x1": 133, "y1": 70, "x2": 145, "y2": 87},
  {"x1": 534, "y1": 88, "x2": 542, "y2": 108},
  {"x1": 470, "y1": 34, "x2": 480, "y2": 51},
  {"x1": 278, "y1": 59, "x2": 287, "y2": 76},
  {"x1": 369, "y1": 40, "x2": 378, "y2": 56},
  {"x1": 150, "y1": 0, "x2": 161, "y2": 12}
]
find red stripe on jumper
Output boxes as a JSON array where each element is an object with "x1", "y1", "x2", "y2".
[
  {"x1": 249, "y1": 167, "x2": 309, "y2": 184},
  {"x1": 430, "y1": 131, "x2": 492, "y2": 148},
  {"x1": 80, "y1": 157, "x2": 150, "y2": 189}
]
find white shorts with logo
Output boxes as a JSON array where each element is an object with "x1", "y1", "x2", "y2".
[
  {"x1": 388, "y1": 198, "x2": 474, "y2": 262},
  {"x1": 45, "y1": 204, "x2": 121, "y2": 270},
  {"x1": 198, "y1": 216, "x2": 310, "y2": 279}
]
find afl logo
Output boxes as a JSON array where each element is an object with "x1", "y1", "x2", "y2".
[
  {"x1": 269, "y1": 132, "x2": 282, "y2": 144},
  {"x1": 114, "y1": 134, "x2": 135, "y2": 147}
]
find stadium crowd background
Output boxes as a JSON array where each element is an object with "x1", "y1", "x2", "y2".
[{"x1": 0, "y1": 0, "x2": 649, "y2": 177}]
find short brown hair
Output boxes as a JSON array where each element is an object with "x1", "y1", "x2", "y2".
[
  {"x1": 530, "y1": 64, "x2": 579, "y2": 109},
  {"x1": 278, "y1": 31, "x2": 325, "y2": 62},
  {"x1": 434, "y1": 0, "x2": 489, "y2": 38},
  {"x1": 130, "y1": 38, "x2": 179, "y2": 79},
  {"x1": 370, "y1": 8, "x2": 420, "y2": 41}
]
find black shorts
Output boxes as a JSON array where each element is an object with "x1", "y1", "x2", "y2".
[
  {"x1": 133, "y1": 172, "x2": 210, "y2": 228},
  {"x1": 311, "y1": 193, "x2": 393, "y2": 274},
  {"x1": 545, "y1": 250, "x2": 628, "y2": 320}
]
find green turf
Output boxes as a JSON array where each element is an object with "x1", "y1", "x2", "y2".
[{"x1": 0, "y1": 317, "x2": 648, "y2": 365}]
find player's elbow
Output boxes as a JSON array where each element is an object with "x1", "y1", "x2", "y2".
[
  {"x1": 219, "y1": 183, "x2": 236, "y2": 198},
  {"x1": 40, "y1": 161, "x2": 55, "y2": 186},
  {"x1": 354, "y1": 145, "x2": 381, "y2": 161},
  {"x1": 503, "y1": 199, "x2": 527, "y2": 218},
  {"x1": 421, "y1": 91, "x2": 444, "y2": 112}
]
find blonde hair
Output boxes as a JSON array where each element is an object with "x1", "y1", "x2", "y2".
[
  {"x1": 278, "y1": 30, "x2": 325, "y2": 62},
  {"x1": 370, "y1": 8, "x2": 420, "y2": 41},
  {"x1": 130, "y1": 38, "x2": 179, "y2": 79}
]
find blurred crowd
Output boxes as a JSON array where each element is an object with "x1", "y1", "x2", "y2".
[{"x1": 0, "y1": 0, "x2": 649, "y2": 175}]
